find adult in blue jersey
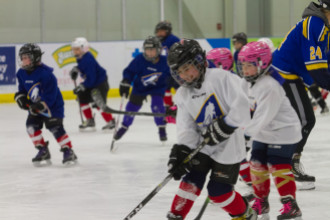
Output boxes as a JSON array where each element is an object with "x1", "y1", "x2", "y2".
[
  {"x1": 232, "y1": 32, "x2": 248, "y2": 73},
  {"x1": 155, "y1": 21, "x2": 181, "y2": 109},
  {"x1": 114, "y1": 36, "x2": 171, "y2": 142},
  {"x1": 272, "y1": 0, "x2": 330, "y2": 188},
  {"x1": 14, "y1": 43, "x2": 77, "y2": 165},
  {"x1": 70, "y1": 37, "x2": 115, "y2": 131}
]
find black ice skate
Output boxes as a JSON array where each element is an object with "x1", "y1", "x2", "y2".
[
  {"x1": 32, "y1": 141, "x2": 52, "y2": 166},
  {"x1": 320, "y1": 105, "x2": 329, "y2": 115},
  {"x1": 291, "y1": 153, "x2": 315, "y2": 190},
  {"x1": 252, "y1": 196, "x2": 270, "y2": 220},
  {"x1": 113, "y1": 126, "x2": 128, "y2": 141},
  {"x1": 102, "y1": 119, "x2": 116, "y2": 130},
  {"x1": 79, "y1": 118, "x2": 96, "y2": 132},
  {"x1": 166, "y1": 212, "x2": 183, "y2": 220},
  {"x1": 158, "y1": 126, "x2": 167, "y2": 142},
  {"x1": 60, "y1": 146, "x2": 77, "y2": 165},
  {"x1": 277, "y1": 195, "x2": 302, "y2": 220}
]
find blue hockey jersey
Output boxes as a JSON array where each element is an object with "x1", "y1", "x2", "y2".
[
  {"x1": 123, "y1": 54, "x2": 171, "y2": 96},
  {"x1": 272, "y1": 4, "x2": 330, "y2": 88},
  {"x1": 76, "y1": 52, "x2": 107, "y2": 89},
  {"x1": 16, "y1": 64, "x2": 64, "y2": 118},
  {"x1": 161, "y1": 34, "x2": 181, "y2": 55}
]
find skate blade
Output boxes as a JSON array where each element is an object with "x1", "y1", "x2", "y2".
[
  {"x1": 63, "y1": 160, "x2": 78, "y2": 167},
  {"x1": 33, "y1": 159, "x2": 52, "y2": 167},
  {"x1": 297, "y1": 181, "x2": 315, "y2": 190},
  {"x1": 258, "y1": 213, "x2": 270, "y2": 220},
  {"x1": 79, "y1": 127, "x2": 96, "y2": 132}
]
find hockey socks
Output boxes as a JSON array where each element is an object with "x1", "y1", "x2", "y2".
[
  {"x1": 80, "y1": 103, "x2": 93, "y2": 119},
  {"x1": 28, "y1": 129, "x2": 46, "y2": 147},
  {"x1": 270, "y1": 164, "x2": 296, "y2": 198},
  {"x1": 250, "y1": 161, "x2": 270, "y2": 198},
  {"x1": 239, "y1": 159, "x2": 252, "y2": 186},
  {"x1": 170, "y1": 181, "x2": 202, "y2": 219},
  {"x1": 209, "y1": 191, "x2": 247, "y2": 216}
]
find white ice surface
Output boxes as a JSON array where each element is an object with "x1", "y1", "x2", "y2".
[{"x1": 1, "y1": 98, "x2": 330, "y2": 220}]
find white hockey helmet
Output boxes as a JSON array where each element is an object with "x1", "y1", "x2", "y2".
[
  {"x1": 258, "y1": 38, "x2": 275, "y2": 52},
  {"x1": 71, "y1": 37, "x2": 90, "y2": 53}
]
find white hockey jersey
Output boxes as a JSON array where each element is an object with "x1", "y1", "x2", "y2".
[
  {"x1": 243, "y1": 74, "x2": 302, "y2": 144},
  {"x1": 174, "y1": 68, "x2": 251, "y2": 164}
]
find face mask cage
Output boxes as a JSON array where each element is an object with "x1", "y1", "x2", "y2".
[{"x1": 18, "y1": 53, "x2": 35, "y2": 71}]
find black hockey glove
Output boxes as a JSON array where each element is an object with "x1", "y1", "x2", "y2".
[
  {"x1": 70, "y1": 66, "x2": 80, "y2": 80},
  {"x1": 119, "y1": 79, "x2": 131, "y2": 98},
  {"x1": 168, "y1": 144, "x2": 193, "y2": 180},
  {"x1": 202, "y1": 116, "x2": 236, "y2": 146},
  {"x1": 165, "y1": 105, "x2": 177, "y2": 117},
  {"x1": 14, "y1": 92, "x2": 30, "y2": 110},
  {"x1": 73, "y1": 83, "x2": 86, "y2": 95},
  {"x1": 29, "y1": 101, "x2": 47, "y2": 115}
]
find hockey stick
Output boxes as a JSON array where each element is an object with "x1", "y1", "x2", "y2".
[
  {"x1": 73, "y1": 80, "x2": 85, "y2": 124},
  {"x1": 122, "y1": 138, "x2": 210, "y2": 220},
  {"x1": 193, "y1": 197, "x2": 210, "y2": 220},
  {"x1": 26, "y1": 104, "x2": 51, "y2": 118},
  {"x1": 110, "y1": 96, "x2": 125, "y2": 152},
  {"x1": 91, "y1": 89, "x2": 166, "y2": 117}
]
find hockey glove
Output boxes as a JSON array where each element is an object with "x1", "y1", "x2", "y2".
[
  {"x1": 165, "y1": 105, "x2": 177, "y2": 117},
  {"x1": 202, "y1": 116, "x2": 236, "y2": 146},
  {"x1": 14, "y1": 92, "x2": 30, "y2": 110},
  {"x1": 168, "y1": 144, "x2": 193, "y2": 180},
  {"x1": 73, "y1": 83, "x2": 86, "y2": 95},
  {"x1": 119, "y1": 79, "x2": 131, "y2": 98},
  {"x1": 29, "y1": 101, "x2": 47, "y2": 115},
  {"x1": 70, "y1": 66, "x2": 80, "y2": 80}
]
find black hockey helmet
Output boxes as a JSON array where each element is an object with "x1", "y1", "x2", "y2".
[
  {"x1": 232, "y1": 32, "x2": 248, "y2": 45},
  {"x1": 155, "y1": 21, "x2": 172, "y2": 35},
  {"x1": 19, "y1": 43, "x2": 43, "y2": 71},
  {"x1": 319, "y1": 0, "x2": 330, "y2": 10},
  {"x1": 143, "y1": 36, "x2": 162, "y2": 62},
  {"x1": 167, "y1": 39, "x2": 206, "y2": 89}
]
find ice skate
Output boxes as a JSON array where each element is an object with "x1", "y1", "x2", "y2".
[
  {"x1": 231, "y1": 199, "x2": 257, "y2": 220},
  {"x1": 79, "y1": 118, "x2": 96, "y2": 132},
  {"x1": 113, "y1": 126, "x2": 128, "y2": 141},
  {"x1": 61, "y1": 146, "x2": 77, "y2": 165},
  {"x1": 320, "y1": 105, "x2": 329, "y2": 115},
  {"x1": 102, "y1": 119, "x2": 116, "y2": 131},
  {"x1": 166, "y1": 212, "x2": 183, "y2": 220},
  {"x1": 32, "y1": 141, "x2": 52, "y2": 167},
  {"x1": 277, "y1": 195, "x2": 302, "y2": 220},
  {"x1": 291, "y1": 153, "x2": 315, "y2": 190},
  {"x1": 158, "y1": 126, "x2": 167, "y2": 142},
  {"x1": 252, "y1": 197, "x2": 270, "y2": 220}
]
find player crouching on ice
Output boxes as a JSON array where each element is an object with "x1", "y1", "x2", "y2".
[
  {"x1": 114, "y1": 36, "x2": 171, "y2": 142},
  {"x1": 238, "y1": 41, "x2": 303, "y2": 220},
  {"x1": 70, "y1": 37, "x2": 115, "y2": 131},
  {"x1": 166, "y1": 39, "x2": 257, "y2": 220},
  {"x1": 14, "y1": 43, "x2": 77, "y2": 166}
]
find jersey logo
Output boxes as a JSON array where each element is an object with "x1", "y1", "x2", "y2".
[
  {"x1": 28, "y1": 83, "x2": 41, "y2": 102},
  {"x1": 141, "y1": 72, "x2": 162, "y2": 86},
  {"x1": 195, "y1": 93, "x2": 224, "y2": 127}
]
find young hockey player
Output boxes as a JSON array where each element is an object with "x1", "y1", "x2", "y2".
[
  {"x1": 238, "y1": 41, "x2": 302, "y2": 220},
  {"x1": 272, "y1": 0, "x2": 330, "y2": 189},
  {"x1": 166, "y1": 39, "x2": 256, "y2": 220},
  {"x1": 15, "y1": 43, "x2": 77, "y2": 165},
  {"x1": 207, "y1": 47, "x2": 253, "y2": 188},
  {"x1": 155, "y1": 21, "x2": 181, "y2": 110},
  {"x1": 232, "y1": 32, "x2": 248, "y2": 73},
  {"x1": 70, "y1": 37, "x2": 115, "y2": 131},
  {"x1": 114, "y1": 36, "x2": 171, "y2": 142}
]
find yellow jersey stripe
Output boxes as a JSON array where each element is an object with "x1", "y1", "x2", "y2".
[
  {"x1": 279, "y1": 72, "x2": 300, "y2": 80},
  {"x1": 302, "y1": 17, "x2": 310, "y2": 39},
  {"x1": 306, "y1": 63, "x2": 328, "y2": 71}
]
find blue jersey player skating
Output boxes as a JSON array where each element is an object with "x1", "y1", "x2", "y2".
[
  {"x1": 14, "y1": 43, "x2": 77, "y2": 166},
  {"x1": 114, "y1": 36, "x2": 171, "y2": 142},
  {"x1": 272, "y1": 0, "x2": 330, "y2": 189}
]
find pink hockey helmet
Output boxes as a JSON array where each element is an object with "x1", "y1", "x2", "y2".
[
  {"x1": 206, "y1": 48, "x2": 233, "y2": 70},
  {"x1": 237, "y1": 41, "x2": 272, "y2": 82}
]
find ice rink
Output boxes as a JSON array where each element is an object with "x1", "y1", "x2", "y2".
[{"x1": 1, "y1": 98, "x2": 330, "y2": 220}]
